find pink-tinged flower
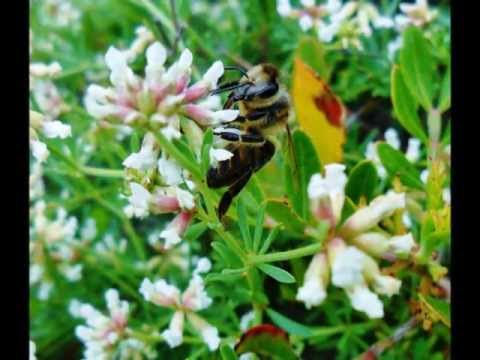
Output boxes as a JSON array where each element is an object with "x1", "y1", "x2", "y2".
[
  {"x1": 72, "y1": 289, "x2": 130, "y2": 359},
  {"x1": 150, "y1": 194, "x2": 181, "y2": 214},
  {"x1": 160, "y1": 211, "x2": 193, "y2": 249},
  {"x1": 139, "y1": 266, "x2": 219, "y2": 351},
  {"x1": 85, "y1": 41, "x2": 232, "y2": 137},
  {"x1": 307, "y1": 163, "x2": 347, "y2": 227}
]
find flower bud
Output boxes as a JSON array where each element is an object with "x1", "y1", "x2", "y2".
[
  {"x1": 162, "y1": 311, "x2": 184, "y2": 348},
  {"x1": 340, "y1": 191, "x2": 405, "y2": 238},
  {"x1": 296, "y1": 252, "x2": 329, "y2": 309},
  {"x1": 186, "y1": 313, "x2": 220, "y2": 351}
]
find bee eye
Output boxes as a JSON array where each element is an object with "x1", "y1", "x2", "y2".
[{"x1": 258, "y1": 82, "x2": 278, "y2": 98}]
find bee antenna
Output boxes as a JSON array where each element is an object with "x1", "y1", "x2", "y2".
[
  {"x1": 224, "y1": 65, "x2": 250, "y2": 80},
  {"x1": 210, "y1": 82, "x2": 250, "y2": 95}
]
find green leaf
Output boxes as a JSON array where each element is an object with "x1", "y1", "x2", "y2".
[
  {"x1": 377, "y1": 142, "x2": 424, "y2": 190},
  {"x1": 253, "y1": 204, "x2": 266, "y2": 252},
  {"x1": 419, "y1": 294, "x2": 451, "y2": 328},
  {"x1": 400, "y1": 26, "x2": 435, "y2": 110},
  {"x1": 183, "y1": 222, "x2": 208, "y2": 242},
  {"x1": 266, "y1": 308, "x2": 313, "y2": 337},
  {"x1": 220, "y1": 344, "x2": 238, "y2": 360},
  {"x1": 438, "y1": 63, "x2": 451, "y2": 112},
  {"x1": 297, "y1": 36, "x2": 332, "y2": 81},
  {"x1": 129, "y1": 130, "x2": 140, "y2": 153},
  {"x1": 265, "y1": 200, "x2": 307, "y2": 235},
  {"x1": 172, "y1": 138, "x2": 198, "y2": 165},
  {"x1": 205, "y1": 271, "x2": 244, "y2": 284},
  {"x1": 259, "y1": 226, "x2": 281, "y2": 254},
  {"x1": 345, "y1": 160, "x2": 379, "y2": 204},
  {"x1": 292, "y1": 130, "x2": 322, "y2": 220},
  {"x1": 257, "y1": 263, "x2": 296, "y2": 284},
  {"x1": 200, "y1": 128, "x2": 213, "y2": 176},
  {"x1": 245, "y1": 175, "x2": 265, "y2": 205},
  {"x1": 235, "y1": 325, "x2": 298, "y2": 360},
  {"x1": 339, "y1": 196, "x2": 357, "y2": 225},
  {"x1": 391, "y1": 66, "x2": 428, "y2": 142},
  {"x1": 237, "y1": 198, "x2": 252, "y2": 250},
  {"x1": 212, "y1": 241, "x2": 243, "y2": 268}
]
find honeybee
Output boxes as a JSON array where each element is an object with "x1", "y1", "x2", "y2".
[{"x1": 207, "y1": 63, "x2": 291, "y2": 220}]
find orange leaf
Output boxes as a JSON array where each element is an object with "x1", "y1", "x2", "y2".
[{"x1": 292, "y1": 57, "x2": 346, "y2": 164}]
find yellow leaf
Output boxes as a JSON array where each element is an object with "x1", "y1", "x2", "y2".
[{"x1": 292, "y1": 57, "x2": 346, "y2": 164}]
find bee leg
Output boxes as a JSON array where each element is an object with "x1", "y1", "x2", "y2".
[
  {"x1": 253, "y1": 140, "x2": 275, "y2": 170},
  {"x1": 219, "y1": 115, "x2": 246, "y2": 127},
  {"x1": 214, "y1": 131, "x2": 265, "y2": 145},
  {"x1": 207, "y1": 159, "x2": 240, "y2": 188},
  {"x1": 217, "y1": 168, "x2": 253, "y2": 220}
]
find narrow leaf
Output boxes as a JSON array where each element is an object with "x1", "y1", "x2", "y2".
[
  {"x1": 260, "y1": 226, "x2": 281, "y2": 254},
  {"x1": 257, "y1": 263, "x2": 296, "y2": 284},
  {"x1": 212, "y1": 241, "x2": 243, "y2": 268},
  {"x1": 253, "y1": 204, "x2": 266, "y2": 252},
  {"x1": 292, "y1": 130, "x2": 322, "y2": 220},
  {"x1": 438, "y1": 63, "x2": 451, "y2": 112},
  {"x1": 237, "y1": 198, "x2": 252, "y2": 250},
  {"x1": 391, "y1": 66, "x2": 428, "y2": 142},
  {"x1": 200, "y1": 128, "x2": 213, "y2": 175},
  {"x1": 400, "y1": 27, "x2": 435, "y2": 110},
  {"x1": 266, "y1": 308, "x2": 313, "y2": 337},
  {"x1": 220, "y1": 344, "x2": 238, "y2": 360},
  {"x1": 419, "y1": 294, "x2": 451, "y2": 328},
  {"x1": 265, "y1": 200, "x2": 306, "y2": 234}
]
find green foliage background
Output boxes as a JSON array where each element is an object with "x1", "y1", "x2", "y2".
[{"x1": 30, "y1": 0, "x2": 451, "y2": 359}]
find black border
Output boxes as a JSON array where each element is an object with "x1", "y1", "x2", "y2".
[
  {"x1": 8, "y1": 0, "x2": 29, "y2": 358},
  {"x1": 451, "y1": 0, "x2": 474, "y2": 358}
]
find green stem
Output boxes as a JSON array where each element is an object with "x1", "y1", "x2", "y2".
[
  {"x1": 250, "y1": 243, "x2": 323, "y2": 264},
  {"x1": 427, "y1": 108, "x2": 441, "y2": 160},
  {"x1": 152, "y1": 131, "x2": 202, "y2": 181},
  {"x1": 136, "y1": 0, "x2": 175, "y2": 34},
  {"x1": 81, "y1": 166, "x2": 124, "y2": 178}
]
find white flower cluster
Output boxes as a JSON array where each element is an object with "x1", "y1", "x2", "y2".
[
  {"x1": 30, "y1": 43, "x2": 72, "y2": 164},
  {"x1": 277, "y1": 0, "x2": 394, "y2": 49},
  {"x1": 365, "y1": 127, "x2": 421, "y2": 178},
  {"x1": 30, "y1": 203, "x2": 96, "y2": 300},
  {"x1": 296, "y1": 164, "x2": 416, "y2": 318},
  {"x1": 71, "y1": 289, "x2": 155, "y2": 359},
  {"x1": 121, "y1": 131, "x2": 197, "y2": 248},
  {"x1": 277, "y1": 0, "x2": 437, "y2": 51},
  {"x1": 40, "y1": 0, "x2": 81, "y2": 28},
  {"x1": 139, "y1": 258, "x2": 220, "y2": 351},
  {"x1": 85, "y1": 41, "x2": 238, "y2": 136}
]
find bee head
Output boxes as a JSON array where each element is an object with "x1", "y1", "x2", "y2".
[{"x1": 245, "y1": 63, "x2": 279, "y2": 85}]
